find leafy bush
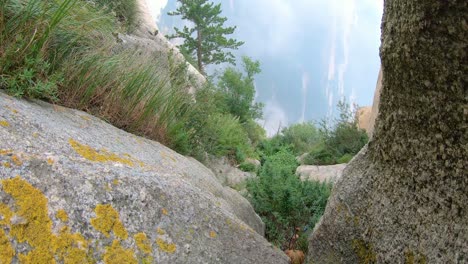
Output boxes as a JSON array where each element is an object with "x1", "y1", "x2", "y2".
[
  {"x1": 199, "y1": 113, "x2": 252, "y2": 160},
  {"x1": 246, "y1": 148, "x2": 332, "y2": 250},
  {"x1": 281, "y1": 122, "x2": 321, "y2": 155},
  {"x1": 243, "y1": 119, "x2": 266, "y2": 147},
  {"x1": 303, "y1": 146, "x2": 336, "y2": 165},
  {"x1": 302, "y1": 101, "x2": 368, "y2": 165}
]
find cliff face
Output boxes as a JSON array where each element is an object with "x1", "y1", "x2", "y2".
[
  {"x1": 357, "y1": 68, "x2": 382, "y2": 137},
  {"x1": 0, "y1": 92, "x2": 288, "y2": 263},
  {"x1": 308, "y1": 1, "x2": 467, "y2": 263}
]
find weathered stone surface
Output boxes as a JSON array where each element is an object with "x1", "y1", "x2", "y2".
[
  {"x1": 205, "y1": 157, "x2": 255, "y2": 190},
  {"x1": 308, "y1": 1, "x2": 467, "y2": 263},
  {"x1": 0, "y1": 92, "x2": 287, "y2": 263},
  {"x1": 296, "y1": 164, "x2": 346, "y2": 183}
]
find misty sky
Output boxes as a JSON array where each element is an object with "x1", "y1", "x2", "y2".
[{"x1": 147, "y1": 0, "x2": 383, "y2": 135}]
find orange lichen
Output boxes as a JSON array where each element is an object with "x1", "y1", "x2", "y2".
[
  {"x1": 90, "y1": 204, "x2": 128, "y2": 240},
  {"x1": 161, "y1": 208, "x2": 168, "y2": 215},
  {"x1": 47, "y1": 158, "x2": 54, "y2": 165},
  {"x1": 11, "y1": 155, "x2": 22, "y2": 166},
  {"x1": 134, "y1": 232, "x2": 152, "y2": 254},
  {"x1": 103, "y1": 240, "x2": 137, "y2": 264},
  {"x1": 156, "y1": 238, "x2": 176, "y2": 254},
  {"x1": 0, "y1": 120, "x2": 9, "y2": 127},
  {"x1": 0, "y1": 229, "x2": 14, "y2": 264},
  {"x1": 209, "y1": 231, "x2": 217, "y2": 238},
  {"x1": 56, "y1": 209, "x2": 69, "y2": 222},
  {"x1": 68, "y1": 138, "x2": 134, "y2": 167},
  {"x1": 0, "y1": 149, "x2": 12, "y2": 156},
  {"x1": 0, "y1": 204, "x2": 13, "y2": 226},
  {"x1": 2, "y1": 162, "x2": 11, "y2": 168}
]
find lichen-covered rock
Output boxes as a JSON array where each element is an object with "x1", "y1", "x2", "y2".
[
  {"x1": 296, "y1": 164, "x2": 346, "y2": 183},
  {"x1": 0, "y1": 92, "x2": 288, "y2": 263},
  {"x1": 307, "y1": 1, "x2": 467, "y2": 263}
]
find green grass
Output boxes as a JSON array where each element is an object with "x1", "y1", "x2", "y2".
[{"x1": 0, "y1": 0, "x2": 195, "y2": 151}]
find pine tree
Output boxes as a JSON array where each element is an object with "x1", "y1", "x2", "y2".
[{"x1": 167, "y1": 0, "x2": 244, "y2": 75}]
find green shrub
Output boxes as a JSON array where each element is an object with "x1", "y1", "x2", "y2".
[
  {"x1": 281, "y1": 122, "x2": 321, "y2": 155},
  {"x1": 200, "y1": 113, "x2": 252, "y2": 161},
  {"x1": 243, "y1": 119, "x2": 266, "y2": 147},
  {"x1": 238, "y1": 162, "x2": 256, "y2": 172},
  {"x1": 303, "y1": 146, "x2": 337, "y2": 165},
  {"x1": 246, "y1": 148, "x2": 332, "y2": 250}
]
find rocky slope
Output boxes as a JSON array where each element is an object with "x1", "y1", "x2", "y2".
[{"x1": 0, "y1": 92, "x2": 288, "y2": 263}]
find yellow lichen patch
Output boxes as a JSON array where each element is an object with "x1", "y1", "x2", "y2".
[
  {"x1": 2, "y1": 176, "x2": 55, "y2": 263},
  {"x1": 79, "y1": 115, "x2": 91, "y2": 121},
  {"x1": 160, "y1": 151, "x2": 176, "y2": 163},
  {"x1": 5, "y1": 106, "x2": 18, "y2": 114},
  {"x1": 112, "y1": 179, "x2": 119, "y2": 185},
  {"x1": 352, "y1": 239, "x2": 376, "y2": 264},
  {"x1": 11, "y1": 155, "x2": 22, "y2": 166},
  {"x1": 209, "y1": 231, "x2": 217, "y2": 238},
  {"x1": 90, "y1": 204, "x2": 128, "y2": 240},
  {"x1": 54, "y1": 227, "x2": 89, "y2": 263},
  {"x1": 32, "y1": 132, "x2": 39, "y2": 138},
  {"x1": 2, "y1": 162, "x2": 11, "y2": 168},
  {"x1": 0, "y1": 229, "x2": 14, "y2": 264},
  {"x1": 157, "y1": 228, "x2": 165, "y2": 235},
  {"x1": 0, "y1": 204, "x2": 13, "y2": 226},
  {"x1": 68, "y1": 139, "x2": 134, "y2": 167},
  {"x1": 47, "y1": 158, "x2": 54, "y2": 165},
  {"x1": 134, "y1": 232, "x2": 152, "y2": 254},
  {"x1": 142, "y1": 256, "x2": 154, "y2": 264},
  {"x1": 56, "y1": 209, "x2": 69, "y2": 222},
  {"x1": 0, "y1": 149, "x2": 12, "y2": 156},
  {"x1": 156, "y1": 238, "x2": 176, "y2": 254},
  {"x1": 103, "y1": 240, "x2": 137, "y2": 264},
  {"x1": 0, "y1": 120, "x2": 9, "y2": 127},
  {"x1": 161, "y1": 208, "x2": 168, "y2": 215}
]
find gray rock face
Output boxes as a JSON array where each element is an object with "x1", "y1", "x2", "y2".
[
  {"x1": 296, "y1": 164, "x2": 346, "y2": 183},
  {"x1": 205, "y1": 157, "x2": 255, "y2": 190},
  {"x1": 307, "y1": 1, "x2": 467, "y2": 263},
  {"x1": 0, "y1": 92, "x2": 287, "y2": 263}
]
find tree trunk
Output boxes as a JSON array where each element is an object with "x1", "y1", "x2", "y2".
[
  {"x1": 307, "y1": 1, "x2": 467, "y2": 263},
  {"x1": 197, "y1": 29, "x2": 204, "y2": 75}
]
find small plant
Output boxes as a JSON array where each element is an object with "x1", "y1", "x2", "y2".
[{"x1": 238, "y1": 162, "x2": 256, "y2": 172}]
